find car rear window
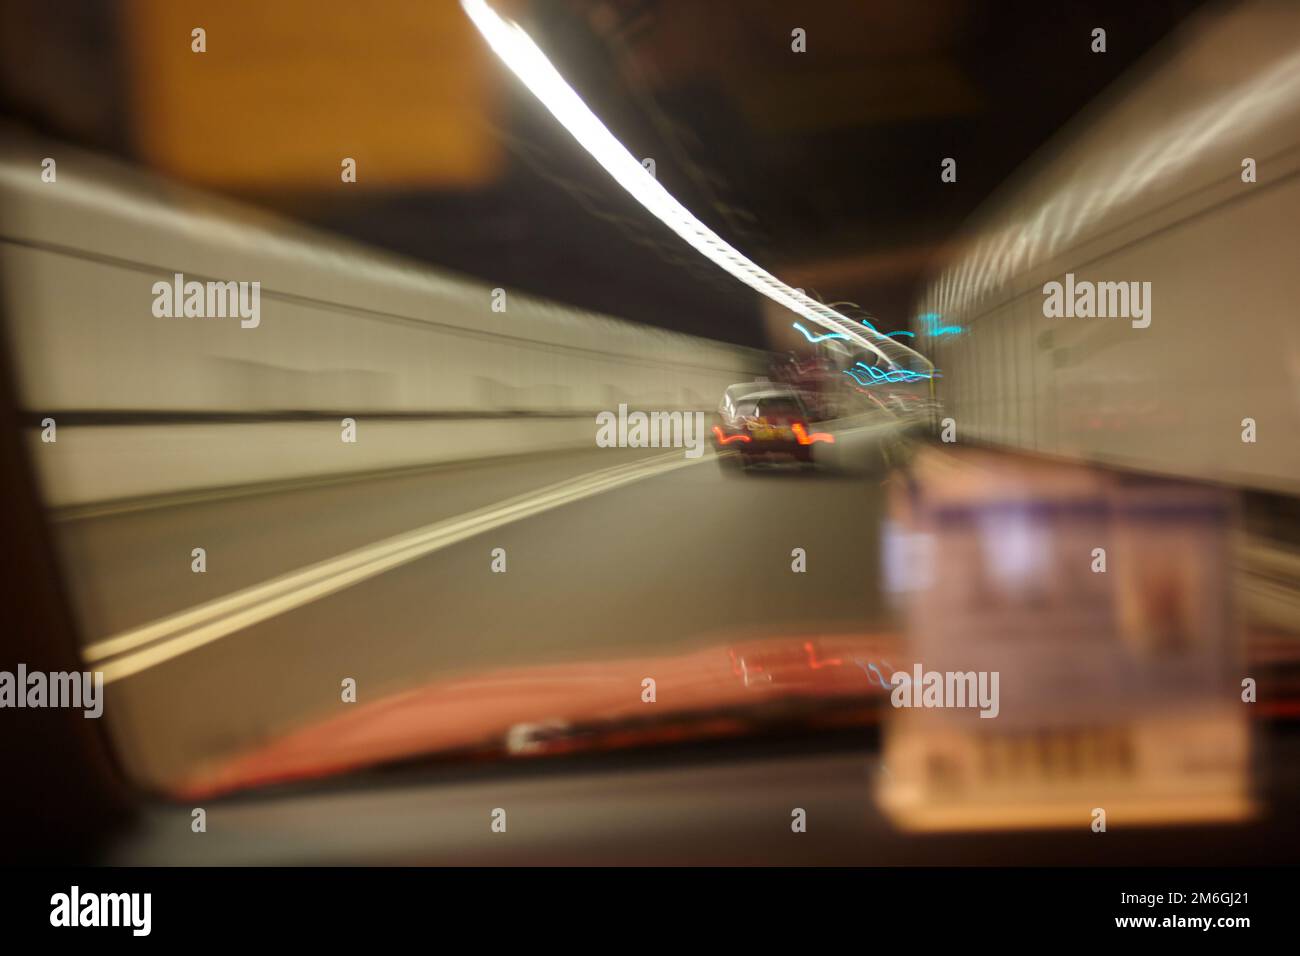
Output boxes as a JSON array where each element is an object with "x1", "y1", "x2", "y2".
[{"x1": 755, "y1": 399, "x2": 803, "y2": 420}]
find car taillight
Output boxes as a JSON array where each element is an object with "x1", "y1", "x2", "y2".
[
  {"x1": 712, "y1": 425, "x2": 751, "y2": 444},
  {"x1": 791, "y1": 423, "x2": 834, "y2": 445}
]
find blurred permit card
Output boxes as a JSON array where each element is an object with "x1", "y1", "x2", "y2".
[{"x1": 876, "y1": 448, "x2": 1252, "y2": 831}]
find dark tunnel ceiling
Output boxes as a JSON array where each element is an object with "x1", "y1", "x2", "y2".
[{"x1": 0, "y1": 0, "x2": 1213, "y2": 346}]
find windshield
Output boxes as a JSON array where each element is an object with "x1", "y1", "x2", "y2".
[{"x1": 2, "y1": 0, "x2": 1296, "y2": 861}]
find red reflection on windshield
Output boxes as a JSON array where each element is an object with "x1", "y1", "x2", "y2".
[{"x1": 178, "y1": 631, "x2": 899, "y2": 798}]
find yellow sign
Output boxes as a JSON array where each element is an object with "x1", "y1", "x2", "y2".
[{"x1": 122, "y1": 0, "x2": 510, "y2": 188}]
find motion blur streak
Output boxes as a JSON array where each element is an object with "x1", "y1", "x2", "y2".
[
  {"x1": 792, "y1": 423, "x2": 834, "y2": 445},
  {"x1": 459, "y1": 0, "x2": 925, "y2": 372},
  {"x1": 711, "y1": 426, "x2": 751, "y2": 444},
  {"x1": 792, "y1": 322, "x2": 851, "y2": 343},
  {"x1": 82, "y1": 452, "x2": 705, "y2": 683}
]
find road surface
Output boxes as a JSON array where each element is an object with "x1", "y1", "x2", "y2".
[{"x1": 52, "y1": 447, "x2": 893, "y2": 791}]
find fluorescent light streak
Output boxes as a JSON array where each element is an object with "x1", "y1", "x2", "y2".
[{"x1": 461, "y1": 0, "x2": 926, "y2": 369}]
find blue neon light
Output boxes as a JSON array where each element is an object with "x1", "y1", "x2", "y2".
[{"x1": 792, "y1": 322, "x2": 850, "y2": 343}]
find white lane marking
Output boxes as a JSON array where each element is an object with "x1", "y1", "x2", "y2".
[
  {"x1": 85, "y1": 451, "x2": 706, "y2": 683},
  {"x1": 85, "y1": 453, "x2": 663, "y2": 662}
]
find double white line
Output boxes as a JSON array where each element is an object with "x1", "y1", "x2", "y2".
[{"x1": 84, "y1": 452, "x2": 705, "y2": 683}]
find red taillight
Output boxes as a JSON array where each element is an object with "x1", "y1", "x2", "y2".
[
  {"x1": 791, "y1": 423, "x2": 834, "y2": 445},
  {"x1": 713, "y1": 425, "x2": 751, "y2": 444}
]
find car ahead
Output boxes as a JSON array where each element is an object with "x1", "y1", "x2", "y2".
[{"x1": 712, "y1": 384, "x2": 834, "y2": 471}]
